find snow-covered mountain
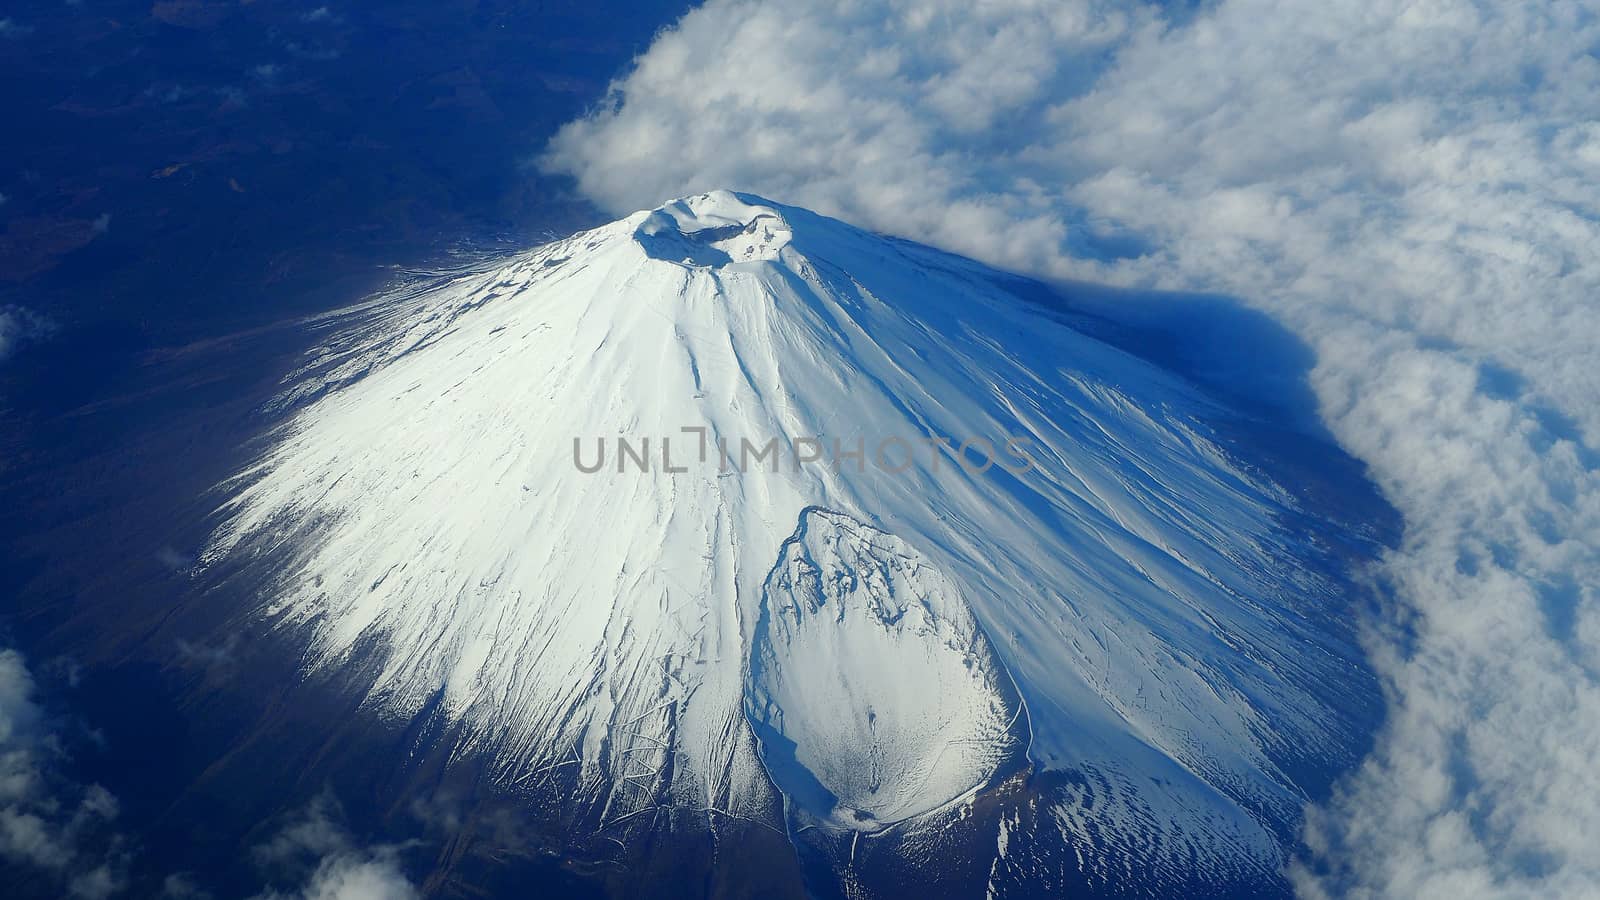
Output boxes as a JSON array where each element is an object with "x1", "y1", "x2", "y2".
[{"x1": 202, "y1": 191, "x2": 1386, "y2": 896}]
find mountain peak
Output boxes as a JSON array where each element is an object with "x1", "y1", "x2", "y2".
[
  {"x1": 633, "y1": 190, "x2": 794, "y2": 265},
  {"x1": 203, "y1": 195, "x2": 1381, "y2": 892}
]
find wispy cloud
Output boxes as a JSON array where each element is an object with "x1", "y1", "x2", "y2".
[
  {"x1": 544, "y1": 0, "x2": 1600, "y2": 895},
  {"x1": 0, "y1": 17, "x2": 36, "y2": 40},
  {"x1": 248, "y1": 794, "x2": 418, "y2": 900},
  {"x1": 0, "y1": 649, "x2": 129, "y2": 898},
  {"x1": 0, "y1": 307, "x2": 53, "y2": 362}
]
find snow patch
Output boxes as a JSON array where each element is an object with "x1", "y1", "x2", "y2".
[
  {"x1": 635, "y1": 190, "x2": 792, "y2": 265},
  {"x1": 747, "y1": 507, "x2": 1026, "y2": 831}
]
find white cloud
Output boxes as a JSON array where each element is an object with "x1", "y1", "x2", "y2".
[
  {"x1": 0, "y1": 312, "x2": 24, "y2": 362},
  {"x1": 250, "y1": 795, "x2": 418, "y2": 900},
  {"x1": 0, "y1": 649, "x2": 128, "y2": 898},
  {"x1": 271, "y1": 855, "x2": 416, "y2": 900},
  {"x1": 160, "y1": 873, "x2": 213, "y2": 900},
  {"x1": 0, "y1": 18, "x2": 35, "y2": 39},
  {"x1": 0, "y1": 307, "x2": 52, "y2": 362},
  {"x1": 2, "y1": 654, "x2": 415, "y2": 900},
  {"x1": 545, "y1": 0, "x2": 1600, "y2": 896}
]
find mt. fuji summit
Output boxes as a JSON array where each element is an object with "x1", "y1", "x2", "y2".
[{"x1": 202, "y1": 191, "x2": 1391, "y2": 898}]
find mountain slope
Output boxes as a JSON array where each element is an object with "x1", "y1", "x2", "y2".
[
  {"x1": 747, "y1": 506, "x2": 1027, "y2": 833},
  {"x1": 202, "y1": 191, "x2": 1383, "y2": 893}
]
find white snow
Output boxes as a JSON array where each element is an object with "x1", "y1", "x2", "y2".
[
  {"x1": 204, "y1": 190, "x2": 1377, "y2": 878},
  {"x1": 746, "y1": 507, "x2": 1024, "y2": 830}
]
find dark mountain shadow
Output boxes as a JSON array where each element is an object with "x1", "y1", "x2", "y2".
[
  {"x1": 998, "y1": 272, "x2": 1407, "y2": 790},
  {"x1": 997, "y1": 276, "x2": 1334, "y2": 440}
]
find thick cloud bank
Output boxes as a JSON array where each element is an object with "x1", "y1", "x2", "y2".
[{"x1": 544, "y1": 1, "x2": 1600, "y2": 896}]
